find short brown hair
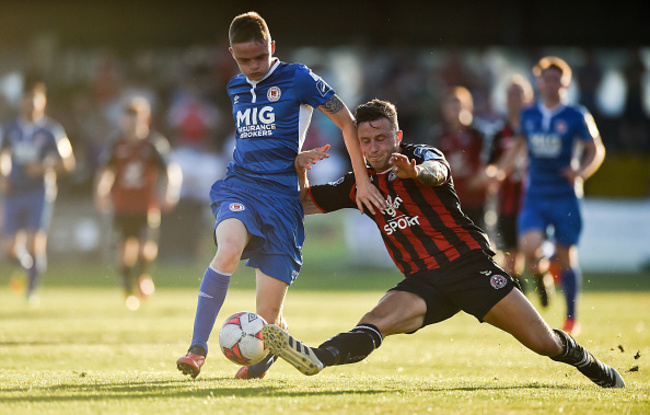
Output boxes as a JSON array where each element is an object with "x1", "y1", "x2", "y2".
[
  {"x1": 229, "y1": 11, "x2": 270, "y2": 45},
  {"x1": 354, "y1": 99, "x2": 399, "y2": 132},
  {"x1": 533, "y1": 56, "x2": 572, "y2": 85}
]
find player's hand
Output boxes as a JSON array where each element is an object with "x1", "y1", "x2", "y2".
[
  {"x1": 390, "y1": 153, "x2": 419, "y2": 179},
  {"x1": 560, "y1": 167, "x2": 583, "y2": 185},
  {"x1": 484, "y1": 165, "x2": 506, "y2": 192},
  {"x1": 94, "y1": 194, "x2": 112, "y2": 213},
  {"x1": 355, "y1": 179, "x2": 385, "y2": 215},
  {"x1": 295, "y1": 144, "x2": 330, "y2": 171}
]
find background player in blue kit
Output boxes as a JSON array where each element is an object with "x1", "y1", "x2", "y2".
[
  {"x1": 176, "y1": 11, "x2": 385, "y2": 379},
  {"x1": 493, "y1": 57, "x2": 606, "y2": 335},
  {"x1": 262, "y1": 98, "x2": 624, "y2": 389},
  {"x1": 0, "y1": 78, "x2": 76, "y2": 306}
]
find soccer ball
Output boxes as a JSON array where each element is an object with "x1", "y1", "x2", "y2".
[{"x1": 219, "y1": 311, "x2": 269, "y2": 366}]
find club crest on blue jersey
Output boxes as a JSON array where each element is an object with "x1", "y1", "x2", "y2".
[
  {"x1": 490, "y1": 274, "x2": 508, "y2": 289},
  {"x1": 555, "y1": 120, "x2": 568, "y2": 133},
  {"x1": 267, "y1": 87, "x2": 281, "y2": 102},
  {"x1": 229, "y1": 203, "x2": 245, "y2": 212}
]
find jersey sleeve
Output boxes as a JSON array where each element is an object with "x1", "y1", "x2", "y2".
[
  {"x1": 294, "y1": 64, "x2": 336, "y2": 108},
  {"x1": 308, "y1": 172, "x2": 357, "y2": 213}
]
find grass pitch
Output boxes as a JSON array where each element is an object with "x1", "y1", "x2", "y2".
[{"x1": 1, "y1": 259, "x2": 649, "y2": 414}]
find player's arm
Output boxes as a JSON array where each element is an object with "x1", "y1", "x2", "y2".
[
  {"x1": 51, "y1": 124, "x2": 76, "y2": 174},
  {"x1": 562, "y1": 135, "x2": 605, "y2": 184},
  {"x1": 579, "y1": 135, "x2": 605, "y2": 180},
  {"x1": 162, "y1": 162, "x2": 183, "y2": 211},
  {"x1": 94, "y1": 166, "x2": 115, "y2": 213},
  {"x1": 318, "y1": 95, "x2": 385, "y2": 214},
  {"x1": 390, "y1": 153, "x2": 449, "y2": 186},
  {"x1": 153, "y1": 136, "x2": 183, "y2": 211},
  {"x1": 94, "y1": 142, "x2": 118, "y2": 213},
  {"x1": 295, "y1": 145, "x2": 331, "y2": 214},
  {"x1": 0, "y1": 147, "x2": 9, "y2": 193},
  {"x1": 486, "y1": 135, "x2": 527, "y2": 186}
]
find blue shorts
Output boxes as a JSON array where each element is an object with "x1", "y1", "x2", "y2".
[
  {"x1": 2, "y1": 189, "x2": 52, "y2": 235},
  {"x1": 518, "y1": 194, "x2": 582, "y2": 246},
  {"x1": 210, "y1": 179, "x2": 305, "y2": 285}
]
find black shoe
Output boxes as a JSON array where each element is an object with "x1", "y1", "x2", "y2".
[{"x1": 534, "y1": 273, "x2": 553, "y2": 307}]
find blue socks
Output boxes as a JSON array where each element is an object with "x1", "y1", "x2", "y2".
[
  {"x1": 561, "y1": 268, "x2": 581, "y2": 319},
  {"x1": 190, "y1": 266, "x2": 231, "y2": 355},
  {"x1": 250, "y1": 353, "x2": 276, "y2": 375}
]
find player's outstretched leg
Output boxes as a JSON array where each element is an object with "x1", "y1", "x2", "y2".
[
  {"x1": 551, "y1": 329, "x2": 625, "y2": 388},
  {"x1": 262, "y1": 323, "x2": 383, "y2": 375},
  {"x1": 262, "y1": 324, "x2": 324, "y2": 375}
]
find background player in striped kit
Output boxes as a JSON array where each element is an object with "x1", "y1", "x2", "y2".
[
  {"x1": 493, "y1": 57, "x2": 606, "y2": 335},
  {"x1": 176, "y1": 11, "x2": 385, "y2": 379},
  {"x1": 95, "y1": 96, "x2": 182, "y2": 310},
  {"x1": 485, "y1": 75, "x2": 534, "y2": 294},
  {"x1": 262, "y1": 98, "x2": 624, "y2": 389},
  {"x1": 0, "y1": 77, "x2": 75, "y2": 306}
]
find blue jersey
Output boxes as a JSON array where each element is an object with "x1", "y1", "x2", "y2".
[
  {"x1": 519, "y1": 102, "x2": 598, "y2": 198},
  {"x1": 0, "y1": 116, "x2": 65, "y2": 195},
  {"x1": 224, "y1": 60, "x2": 335, "y2": 196}
]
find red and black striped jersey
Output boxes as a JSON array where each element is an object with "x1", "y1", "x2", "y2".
[
  {"x1": 488, "y1": 121, "x2": 525, "y2": 216},
  {"x1": 308, "y1": 142, "x2": 494, "y2": 277}
]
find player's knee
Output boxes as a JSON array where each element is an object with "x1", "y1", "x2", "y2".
[
  {"x1": 142, "y1": 241, "x2": 158, "y2": 260},
  {"x1": 214, "y1": 244, "x2": 244, "y2": 270}
]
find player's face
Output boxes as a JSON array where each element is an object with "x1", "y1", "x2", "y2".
[
  {"x1": 230, "y1": 39, "x2": 276, "y2": 81},
  {"x1": 506, "y1": 83, "x2": 525, "y2": 113},
  {"x1": 358, "y1": 118, "x2": 402, "y2": 172},
  {"x1": 120, "y1": 109, "x2": 149, "y2": 139},
  {"x1": 538, "y1": 68, "x2": 564, "y2": 102},
  {"x1": 20, "y1": 90, "x2": 46, "y2": 121}
]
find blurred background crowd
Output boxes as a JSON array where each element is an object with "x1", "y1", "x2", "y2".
[{"x1": 0, "y1": 1, "x2": 648, "y2": 270}]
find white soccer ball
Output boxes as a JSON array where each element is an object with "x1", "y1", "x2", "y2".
[{"x1": 219, "y1": 311, "x2": 269, "y2": 366}]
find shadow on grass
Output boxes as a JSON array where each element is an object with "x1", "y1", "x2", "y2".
[{"x1": 0, "y1": 376, "x2": 581, "y2": 403}]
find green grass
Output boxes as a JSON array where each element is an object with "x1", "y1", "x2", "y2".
[
  {"x1": 1, "y1": 211, "x2": 649, "y2": 414},
  {"x1": 1, "y1": 262, "x2": 649, "y2": 414}
]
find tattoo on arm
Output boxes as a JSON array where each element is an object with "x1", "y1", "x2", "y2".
[
  {"x1": 321, "y1": 95, "x2": 344, "y2": 114},
  {"x1": 416, "y1": 160, "x2": 448, "y2": 186}
]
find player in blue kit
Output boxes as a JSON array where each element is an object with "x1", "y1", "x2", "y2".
[
  {"x1": 492, "y1": 57, "x2": 605, "y2": 335},
  {"x1": 176, "y1": 11, "x2": 384, "y2": 379},
  {"x1": 0, "y1": 79, "x2": 75, "y2": 306}
]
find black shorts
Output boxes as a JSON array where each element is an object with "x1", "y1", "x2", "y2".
[
  {"x1": 114, "y1": 214, "x2": 153, "y2": 239},
  {"x1": 496, "y1": 213, "x2": 518, "y2": 251},
  {"x1": 389, "y1": 250, "x2": 518, "y2": 328}
]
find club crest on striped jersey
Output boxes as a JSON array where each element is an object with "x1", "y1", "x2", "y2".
[
  {"x1": 490, "y1": 274, "x2": 508, "y2": 289},
  {"x1": 229, "y1": 203, "x2": 245, "y2": 212},
  {"x1": 267, "y1": 86, "x2": 281, "y2": 102}
]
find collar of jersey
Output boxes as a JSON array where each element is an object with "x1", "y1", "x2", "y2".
[
  {"x1": 245, "y1": 58, "x2": 281, "y2": 87},
  {"x1": 537, "y1": 101, "x2": 565, "y2": 117}
]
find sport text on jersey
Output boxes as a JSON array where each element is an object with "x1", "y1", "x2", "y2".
[
  {"x1": 381, "y1": 195, "x2": 420, "y2": 236},
  {"x1": 236, "y1": 106, "x2": 277, "y2": 139}
]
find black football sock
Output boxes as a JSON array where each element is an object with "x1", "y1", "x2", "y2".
[
  {"x1": 551, "y1": 329, "x2": 612, "y2": 382},
  {"x1": 315, "y1": 323, "x2": 383, "y2": 366},
  {"x1": 120, "y1": 265, "x2": 135, "y2": 294}
]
